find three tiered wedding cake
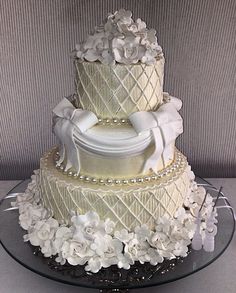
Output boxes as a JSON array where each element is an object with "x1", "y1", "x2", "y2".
[{"x1": 13, "y1": 10, "x2": 216, "y2": 273}]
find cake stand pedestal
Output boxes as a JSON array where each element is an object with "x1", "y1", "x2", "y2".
[{"x1": 0, "y1": 178, "x2": 235, "y2": 292}]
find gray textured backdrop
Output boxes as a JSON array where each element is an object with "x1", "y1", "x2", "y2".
[{"x1": 1, "y1": 0, "x2": 236, "y2": 179}]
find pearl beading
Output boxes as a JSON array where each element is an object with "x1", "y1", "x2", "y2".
[
  {"x1": 97, "y1": 117, "x2": 130, "y2": 126},
  {"x1": 51, "y1": 147, "x2": 187, "y2": 186}
]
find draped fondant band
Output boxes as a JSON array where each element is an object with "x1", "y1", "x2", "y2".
[
  {"x1": 129, "y1": 95, "x2": 183, "y2": 173},
  {"x1": 53, "y1": 98, "x2": 98, "y2": 173}
]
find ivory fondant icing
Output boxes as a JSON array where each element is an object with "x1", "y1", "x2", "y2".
[
  {"x1": 40, "y1": 147, "x2": 190, "y2": 231},
  {"x1": 75, "y1": 58, "x2": 164, "y2": 119}
]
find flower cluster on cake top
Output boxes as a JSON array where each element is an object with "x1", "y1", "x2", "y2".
[{"x1": 75, "y1": 9, "x2": 163, "y2": 65}]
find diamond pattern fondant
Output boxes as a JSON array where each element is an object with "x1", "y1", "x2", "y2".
[
  {"x1": 40, "y1": 150, "x2": 190, "y2": 231},
  {"x1": 75, "y1": 59, "x2": 164, "y2": 119}
]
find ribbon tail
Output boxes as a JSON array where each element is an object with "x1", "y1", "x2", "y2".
[
  {"x1": 62, "y1": 120, "x2": 81, "y2": 173},
  {"x1": 54, "y1": 120, "x2": 66, "y2": 165},
  {"x1": 64, "y1": 137, "x2": 80, "y2": 173},
  {"x1": 161, "y1": 120, "x2": 183, "y2": 166},
  {"x1": 162, "y1": 144, "x2": 173, "y2": 167},
  {"x1": 142, "y1": 127, "x2": 164, "y2": 174}
]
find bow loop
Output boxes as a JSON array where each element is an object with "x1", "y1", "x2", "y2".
[
  {"x1": 63, "y1": 108, "x2": 76, "y2": 120},
  {"x1": 53, "y1": 98, "x2": 98, "y2": 173},
  {"x1": 129, "y1": 94, "x2": 183, "y2": 173},
  {"x1": 129, "y1": 111, "x2": 158, "y2": 134}
]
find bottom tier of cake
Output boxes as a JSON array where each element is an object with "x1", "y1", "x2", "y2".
[
  {"x1": 12, "y1": 167, "x2": 215, "y2": 273},
  {"x1": 39, "y1": 146, "x2": 192, "y2": 231}
]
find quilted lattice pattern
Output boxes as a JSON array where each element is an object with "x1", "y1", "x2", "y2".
[
  {"x1": 40, "y1": 149, "x2": 190, "y2": 231},
  {"x1": 74, "y1": 59, "x2": 164, "y2": 119}
]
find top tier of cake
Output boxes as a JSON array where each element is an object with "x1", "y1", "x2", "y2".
[
  {"x1": 74, "y1": 9, "x2": 164, "y2": 119},
  {"x1": 74, "y1": 56, "x2": 164, "y2": 119}
]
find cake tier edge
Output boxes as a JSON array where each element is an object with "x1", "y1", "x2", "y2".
[{"x1": 40, "y1": 147, "x2": 191, "y2": 231}]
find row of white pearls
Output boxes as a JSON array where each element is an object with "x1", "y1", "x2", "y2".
[
  {"x1": 54, "y1": 151, "x2": 186, "y2": 186},
  {"x1": 97, "y1": 117, "x2": 130, "y2": 125}
]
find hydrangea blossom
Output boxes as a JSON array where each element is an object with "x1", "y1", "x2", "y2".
[{"x1": 75, "y1": 9, "x2": 163, "y2": 65}]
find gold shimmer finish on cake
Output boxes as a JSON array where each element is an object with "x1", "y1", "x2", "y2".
[
  {"x1": 39, "y1": 147, "x2": 190, "y2": 231},
  {"x1": 74, "y1": 57, "x2": 164, "y2": 119}
]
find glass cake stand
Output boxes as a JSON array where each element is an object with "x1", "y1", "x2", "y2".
[{"x1": 0, "y1": 178, "x2": 235, "y2": 292}]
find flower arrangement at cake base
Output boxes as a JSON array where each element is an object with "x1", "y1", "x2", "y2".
[{"x1": 12, "y1": 169, "x2": 217, "y2": 274}]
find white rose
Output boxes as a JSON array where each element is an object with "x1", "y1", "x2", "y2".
[
  {"x1": 124, "y1": 238, "x2": 150, "y2": 263},
  {"x1": 62, "y1": 239, "x2": 94, "y2": 266},
  {"x1": 112, "y1": 36, "x2": 145, "y2": 64},
  {"x1": 72, "y1": 211, "x2": 106, "y2": 241}
]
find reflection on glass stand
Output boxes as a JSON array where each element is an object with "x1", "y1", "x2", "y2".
[{"x1": 0, "y1": 178, "x2": 235, "y2": 292}]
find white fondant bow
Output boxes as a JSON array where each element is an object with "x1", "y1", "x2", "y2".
[
  {"x1": 53, "y1": 98, "x2": 98, "y2": 173},
  {"x1": 129, "y1": 96, "x2": 183, "y2": 173}
]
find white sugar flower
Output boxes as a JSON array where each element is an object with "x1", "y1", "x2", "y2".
[
  {"x1": 83, "y1": 32, "x2": 109, "y2": 51},
  {"x1": 104, "y1": 18, "x2": 119, "y2": 35},
  {"x1": 156, "y1": 216, "x2": 171, "y2": 234},
  {"x1": 72, "y1": 211, "x2": 106, "y2": 241},
  {"x1": 114, "y1": 9, "x2": 132, "y2": 23},
  {"x1": 25, "y1": 217, "x2": 58, "y2": 247},
  {"x1": 134, "y1": 224, "x2": 152, "y2": 242},
  {"x1": 19, "y1": 203, "x2": 49, "y2": 230},
  {"x1": 41, "y1": 239, "x2": 57, "y2": 257},
  {"x1": 141, "y1": 28, "x2": 157, "y2": 45},
  {"x1": 184, "y1": 218, "x2": 196, "y2": 238},
  {"x1": 113, "y1": 9, "x2": 133, "y2": 34},
  {"x1": 174, "y1": 207, "x2": 188, "y2": 223},
  {"x1": 91, "y1": 235, "x2": 123, "y2": 268},
  {"x1": 85, "y1": 256, "x2": 102, "y2": 273},
  {"x1": 149, "y1": 231, "x2": 168, "y2": 249},
  {"x1": 55, "y1": 252, "x2": 66, "y2": 265},
  {"x1": 135, "y1": 18, "x2": 147, "y2": 32},
  {"x1": 82, "y1": 32, "x2": 112, "y2": 63},
  {"x1": 192, "y1": 186, "x2": 207, "y2": 205},
  {"x1": 170, "y1": 223, "x2": 189, "y2": 241},
  {"x1": 100, "y1": 50, "x2": 115, "y2": 65},
  {"x1": 104, "y1": 218, "x2": 115, "y2": 234},
  {"x1": 75, "y1": 9, "x2": 162, "y2": 65},
  {"x1": 114, "y1": 229, "x2": 134, "y2": 243},
  {"x1": 112, "y1": 36, "x2": 145, "y2": 64},
  {"x1": 147, "y1": 248, "x2": 164, "y2": 265},
  {"x1": 53, "y1": 226, "x2": 73, "y2": 253},
  {"x1": 186, "y1": 165, "x2": 195, "y2": 181},
  {"x1": 75, "y1": 44, "x2": 84, "y2": 59},
  {"x1": 141, "y1": 48, "x2": 159, "y2": 65},
  {"x1": 173, "y1": 240, "x2": 189, "y2": 257},
  {"x1": 117, "y1": 252, "x2": 135, "y2": 270},
  {"x1": 61, "y1": 239, "x2": 94, "y2": 266},
  {"x1": 124, "y1": 238, "x2": 150, "y2": 263}
]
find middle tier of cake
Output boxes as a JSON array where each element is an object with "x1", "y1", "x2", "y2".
[{"x1": 55, "y1": 124, "x2": 175, "y2": 178}]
